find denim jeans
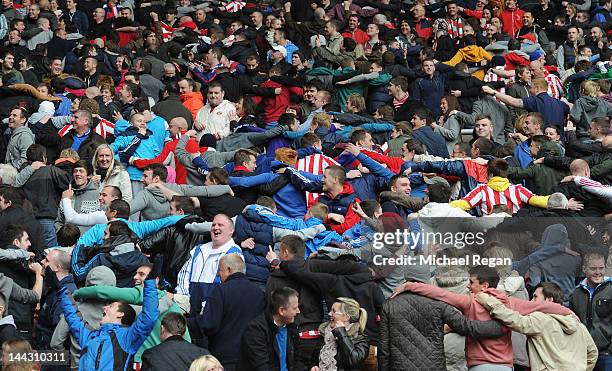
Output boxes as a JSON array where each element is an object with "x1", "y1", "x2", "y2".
[
  {"x1": 594, "y1": 355, "x2": 612, "y2": 371},
  {"x1": 38, "y1": 218, "x2": 58, "y2": 248}
]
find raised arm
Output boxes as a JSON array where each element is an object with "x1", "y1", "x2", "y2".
[{"x1": 125, "y1": 279, "x2": 159, "y2": 352}]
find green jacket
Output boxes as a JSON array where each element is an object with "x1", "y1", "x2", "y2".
[
  {"x1": 508, "y1": 142, "x2": 568, "y2": 195},
  {"x1": 73, "y1": 285, "x2": 190, "y2": 362},
  {"x1": 306, "y1": 66, "x2": 365, "y2": 111}
]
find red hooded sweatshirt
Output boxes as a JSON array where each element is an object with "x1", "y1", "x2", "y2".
[{"x1": 252, "y1": 80, "x2": 303, "y2": 124}]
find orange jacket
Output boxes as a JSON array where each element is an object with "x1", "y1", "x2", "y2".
[{"x1": 180, "y1": 92, "x2": 204, "y2": 120}]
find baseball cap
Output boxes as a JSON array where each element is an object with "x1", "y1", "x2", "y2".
[
  {"x1": 272, "y1": 45, "x2": 287, "y2": 58},
  {"x1": 423, "y1": 176, "x2": 450, "y2": 187}
]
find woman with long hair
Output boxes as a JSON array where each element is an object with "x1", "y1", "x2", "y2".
[
  {"x1": 91, "y1": 143, "x2": 132, "y2": 201},
  {"x1": 310, "y1": 298, "x2": 369, "y2": 371},
  {"x1": 230, "y1": 95, "x2": 264, "y2": 132},
  {"x1": 431, "y1": 94, "x2": 462, "y2": 154}
]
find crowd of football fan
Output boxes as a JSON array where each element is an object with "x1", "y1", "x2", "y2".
[{"x1": 0, "y1": 0, "x2": 610, "y2": 369}]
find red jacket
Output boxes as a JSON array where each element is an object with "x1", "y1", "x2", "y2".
[
  {"x1": 132, "y1": 133, "x2": 200, "y2": 184},
  {"x1": 253, "y1": 80, "x2": 303, "y2": 124},
  {"x1": 500, "y1": 8, "x2": 524, "y2": 37},
  {"x1": 342, "y1": 28, "x2": 369, "y2": 45}
]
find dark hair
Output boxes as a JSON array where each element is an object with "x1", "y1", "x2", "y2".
[
  {"x1": 143, "y1": 163, "x2": 168, "y2": 182},
  {"x1": 161, "y1": 312, "x2": 187, "y2": 336},
  {"x1": 73, "y1": 160, "x2": 94, "y2": 176},
  {"x1": 207, "y1": 167, "x2": 229, "y2": 185},
  {"x1": 117, "y1": 301, "x2": 136, "y2": 325},
  {"x1": 0, "y1": 224, "x2": 27, "y2": 247},
  {"x1": 278, "y1": 113, "x2": 297, "y2": 127},
  {"x1": 0, "y1": 187, "x2": 23, "y2": 207},
  {"x1": 472, "y1": 138, "x2": 494, "y2": 156},
  {"x1": 413, "y1": 108, "x2": 434, "y2": 125},
  {"x1": 427, "y1": 183, "x2": 451, "y2": 203},
  {"x1": 109, "y1": 199, "x2": 130, "y2": 219},
  {"x1": 534, "y1": 282, "x2": 564, "y2": 304},
  {"x1": 107, "y1": 220, "x2": 132, "y2": 238},
  {"x1": 234, "y1": 149, "x2": 257, "y2": 167},
  {"x1": 26, "y1": 144, "x2": 47, "y2": 162},
  {"x1": 324, "y1": 165, "x2": 346, "y2": 183},
  {"x1": 404, "y1": 139, "x2": 425, "y2": 155},
  {"x1": 239, "y1": 95, "x2": 256, "y2": 117},
  {"x1": 133, "y1": 97, "x2": 151, "y2": 113},
  {"x1": 360, "y1": 200, "x2": 380, "y2": 218},
  {"x1": 171, "y1": 195, "x2": 195, "y2": 215},
  {"x1": 389, "y1": 76, "x2": 408, "y2": 91},
  {"x1": 123, "y1": 81, "x2": 141, "y2": 98},
  {"x1": 300, "y1": 132, "x2": 321, "y2": 148},
  {"x1": 350, "y1": 129, "x2": 368, "y2": 145},
  {"x1": 165, "y1": 81, "x2": 180, "y2": 96},
  {"x1": 268, "y1": 287, "x2": 299, "y2": 316},
  {"x1": 139, "y1": 59, "x2": 153, "y2": 75},
  {"x1": 468, "y1": 265, "x2": 500, "y2": 289},
  {"x1": 279, "y1": 235, "x2": 305, "y2": 261},
  {"x1": 486, "y1": 158, "x2": 509, "y2": 178},
  {"x1": 57, "y1": 224, "x2": 81, "y2": 247},
  {"x1": 256, "y1": 196, "x2": 276, "y2": 210}
]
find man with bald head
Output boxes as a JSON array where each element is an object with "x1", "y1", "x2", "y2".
[
  {"x1": 130, "y1": 116, "x2": 199, "y2": 185},
  {"x1": 176, "y1": 214, "x2": 244, "y2": 319},
  {"x1": 190, "y1": 253, "x2": 264, "y2": 369},
  {"x1": 552, "y1": 159, "x2": 612, "y2": 216},
  {"x1": 37, "y1": 249, "x2": 76, "y2": 349}
]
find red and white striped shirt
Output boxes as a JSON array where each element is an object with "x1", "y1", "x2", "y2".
[
  {"x1": 544, "y1": 72, "x2": 563, "y2": 99},
  {"x1": 58, "y1": 118, "x2": 115, "y2": 139},
  {"x1": 462, "y1": 182, "x2": 534, "y2": 215},
  {"x1": 574, "y1": 176, "x2": 612, "y2": 200},
  {"x1": 296, "y1": 153, "x2": 339, "y2": 206},
  {"x1": 484, "y1": 67, "x2": 508, "y2": 100}
]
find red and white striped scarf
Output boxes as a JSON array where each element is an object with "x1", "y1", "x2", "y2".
[
  {"x1": 296, "y1": 153, "x2": 339, "y2": 207},
  {"x1": 226, "y1": 1, "x2": 246, "y2": 12},
  {"x1": 58, "y1": 118, "x2": 115, "y2": 138},
  {"x1": 484, "y1": 67, "x2": 508, "y2": 102},
  {"x1": 447, "y1": 18, "x2": 464, "y2": 39},
  {"x1": 159, "y1": 21, "x2": 175, "y2": 42},
  {"x1": 392, "y1": 93, "x2": 409, "y2": 110}
]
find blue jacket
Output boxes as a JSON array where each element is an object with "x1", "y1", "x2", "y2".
[
  {"x1": 112, "y1": 115, "x2": 168, "y2": 180},
  {"x1": 412, "y1": 74, "x2": 446, "y2": 117},
  {"x1": 233, "y1": 214, "x2": 273, "y2": 284},
  {"x1": 242, "y1": 205, "x2": 343, "y2": 257},
  {"x1": 60, "y1": 279, "x2": 159, "y2": 371},
  {"x1": 345, "y1": 152, "x2": 395, "y2": 200},
  {"x1": 229, "y1": 173, "x2": 307, "y2": 218},
  {"x1": 412, "y1": 126, "x2": 450, "y2": 158},
  {"x1": 72, "y1": 216, "x2": 184, "y2": 281},
  {"x1": 514, "y1": 141, "x2": 532, "y2": 168}
]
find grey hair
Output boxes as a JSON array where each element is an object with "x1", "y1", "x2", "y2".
[
  {"x1": 221, "y1": 253, "x2": 245, "y2": 274},
  {"x1": 0, "y1": 164, "x2": 17, "y2": 186},
  {"x1": 547, "y1": 192, "x2": 568, "y2": 209},
  {"x1": 373, "y1": 14, "x2": 387, "y2": 24}
]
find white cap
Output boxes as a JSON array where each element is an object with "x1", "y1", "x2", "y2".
[{"x1": 271, "y1": 45, "x2": 287, "y2": 58}]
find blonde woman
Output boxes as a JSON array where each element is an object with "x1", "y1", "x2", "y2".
[
  {"x1": 311, "y1": 298, "x2": 369, "y2": 371},
  {"x1": 189, "y1": 355, "x2": 223, "y2": 371},
  {"x1": 2, "y1": 339, "x2": 38, "y2": 371},
  {"x1": 91, "y1": 144, "x2": 132, "y2": 201}
]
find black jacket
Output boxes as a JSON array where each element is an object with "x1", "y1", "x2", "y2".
[
  {"x1": 237, "y1": 312, "x2": 299, "y2": 371},
  {"x1": 279, "y1": 259, "x2": 385, "y2": 346},
  {"x1": 570, "y1": 280, "x2": 612, "y2": 353},
  {"x1": 21, "y1": 165, "x2": 71, "y2": 220},
  {"x1": 224, "y1": 39, "x2": 257, "y2": 65},
  {"x1": 191, "y1": 272, "x2": 265, "y2": 366},
  {"x1": 139, "y1": 215, "x2": 206, "y2": 289},
  {"x1": 0, "y1": 247, "x2": 34, "y2": 330},
  {"x1": 141, "y1": 335, "x2": 209, "y2": 371},
  {"x1": 378, "y1": 292, "x2": 505, "y2": 371},
  {"x1": 0, "y1": 206, "x2": 46, "y2": 258},
  {"x1": 152, "y1": 95, "x2": 194, "y2": 129},
  {"x1": 197, "y1": 194, "x2": 246, "y2": 221},
  {"x1": 311, "y1": 326, "x2": 370, "y2": 371},
  {"x1": 59, "y1": 129, "x2": 106, "y2": 163},
  {"x1": 445, "y1": 70, "x2": 504, "y2": 113},
  {"x1": 266, "y1": 265, "x2": 325, "y2": 331}
]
